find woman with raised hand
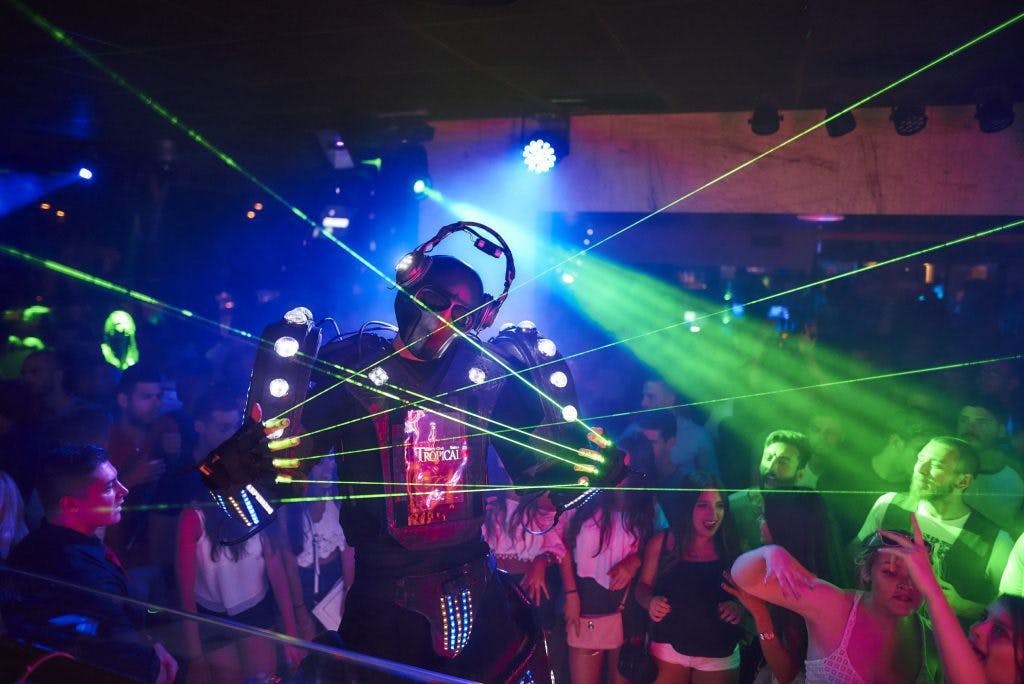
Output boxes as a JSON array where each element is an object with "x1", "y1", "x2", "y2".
[
  {"x1": 730, "y1": 522, "x2": 930, "y2": 683},
  {"x1": 879, "y1": 513, "x2": 1024, "y2": 684},
  {"x1": 722, "y1": 488, "x2": 847, "y2": 684}
]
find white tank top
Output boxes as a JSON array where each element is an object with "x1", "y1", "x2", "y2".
[{"x1": 192, "y1": 509, "x2": 269, "y2": 615}]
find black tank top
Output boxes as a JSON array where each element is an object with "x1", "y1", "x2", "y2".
[{"x1": 651, "y1": 557, "x2": 742, "y2": 658}]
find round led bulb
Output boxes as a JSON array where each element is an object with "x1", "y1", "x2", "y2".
[
  {"x1": 536, "y1": 338, "x2": 557, "y2": 357},
  {"x1": 468, "y1": 367, "x2": 487, "y2": 384},
  {"x1": 561, "y1": 404, "x2": 578, "y2": 422},
  {"x1": 549, "y1": 371, "x2": 568, "y2": 388},
  {"x1": 268, "y1": 378, "x2": 290, "y2": 398},
  {"x1": 274, "y1": 336, "x2": 300, "y2": 358}
]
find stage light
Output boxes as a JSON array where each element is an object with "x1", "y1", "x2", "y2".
[
  {"x1": 468, "y1": 367, "x2": 486, "y2": 384},
  {"x1": 749, "y1": 103, "x2": 782, "y2": 135},
  {"x1": 412, "y1": 179, "x2": 428, "y2": 194},
  {"x1": 976, "y1": 96, "x2": 1014, "y2": 133},
  {"x1": 562, "y1": 405, "x2": 578, "y2": 422},
  {"x1": 825, "y1": 107, "x2": 856, "y2": 138},
  {"x1": 522, "y1": 117, "x2": 569, "y2": 173},
  {"x1": 891, "y1": 104, "x2": 927, "y2": 136},
  {"x1": 561, "y1": 273, "x2": 576, "y2": 285},
  {"x1": 550, "y1": 371, "x2": 568, "y2": 388},
  {"x1": 322, "y1": 216, "x2": 350, "y2": 230},
  {"x1": 78, "y1": 167, "x2": 93, "y2": 180},
  {"x1": 523, "y1": 139, "x2": 557, "y2": 174}
]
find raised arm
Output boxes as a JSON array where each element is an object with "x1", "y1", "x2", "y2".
[
  {"x1": 879, "y1": 516, "x2": 987, "y2": 684},
  {"x1": 730, "y1": 544, "x2": 837, "y2": 618}
]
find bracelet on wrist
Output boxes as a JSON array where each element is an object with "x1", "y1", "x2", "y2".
[{"x1": 758, "y1": 631, "x2": 776, "y2": 641}]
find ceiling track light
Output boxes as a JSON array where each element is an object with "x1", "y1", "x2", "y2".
[
  {"x1": 825, "y1": 106, "x2": 856, "y2": 138},
  {"x1": 976, "y1": 96, "x2": 1014, "y2": 133},
  {"x1": 890, "y1": 104, "x2": 928, "y2": 136},
  {"x1": 749, "y1": 102, "x2": 782, "y2": 135}
]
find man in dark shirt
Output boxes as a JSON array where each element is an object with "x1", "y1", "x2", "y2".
[{"x1": 3, "y1": 444, "x2": 177, "y2": 683}]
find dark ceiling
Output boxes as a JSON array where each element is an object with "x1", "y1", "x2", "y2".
[{"x1": 2, "y1": 0, "x2": 1024, "y2": 168}]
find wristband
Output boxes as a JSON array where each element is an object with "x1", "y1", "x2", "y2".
[{"x1": 758, "y1": 631, "x2": 776, "y2": 641}]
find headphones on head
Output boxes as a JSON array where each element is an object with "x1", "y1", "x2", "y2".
[{"x1": 395, "y1": 221, "x2": 516, "y2": 333}]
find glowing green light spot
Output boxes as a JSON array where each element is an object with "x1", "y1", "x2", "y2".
[
  {"x1": 22, "y1": 305, "x2": 51, "y2": 321},
  {"x1": 291, "y1": 207, "x2": 309, "y2": 221},
  {"x1": 362, "y1": 158, "x2": 382, "y2": 171}
]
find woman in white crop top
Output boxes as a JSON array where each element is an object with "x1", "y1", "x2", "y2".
[
  {"x1": 177, "y1": 506, "x2": 302, "y2": 682},
  {"x1": 731, "y1": 531, "x2": 930, "y2": 683}
]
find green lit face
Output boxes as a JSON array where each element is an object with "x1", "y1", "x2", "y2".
[
  {"x1": 759, "y1": 441, "x2": 803, "y2": 488},
  {"x1": 911, "y1": 440, "x2": 966, "y2": 501}
]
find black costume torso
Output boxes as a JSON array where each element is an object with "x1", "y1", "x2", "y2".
[{"x1": 298, "y1": 328, "x2": 581, "y2": 681}]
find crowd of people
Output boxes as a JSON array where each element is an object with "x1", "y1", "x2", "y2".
[{"x1": 0, "y1": 311, "x2": 1023, "y2": 683}]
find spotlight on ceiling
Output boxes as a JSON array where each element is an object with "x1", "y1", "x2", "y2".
[
  {"x1": 975, "y1": 95, "x2": 1014, "y2": 133},
  {"x1": 749, "y1": 103, "x2": 782, "y2": 135},
  {"x1": 522, "y1": 116, "x2": 569, "y2": 173},
  {"x1": 890, "y1": 104, "x2": 927, "y2": 136},
  {"x1": 78, "y1": 167, "x2": 93, "y2": 180},
  {"x1": 825, "y1": 105, "x2": 856, "y2": 138}
]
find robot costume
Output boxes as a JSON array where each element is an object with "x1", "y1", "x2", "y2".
[{"x1": 198, "y1": 222, "x2": 624, "y2": 682}]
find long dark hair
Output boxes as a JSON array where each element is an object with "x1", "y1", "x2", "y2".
[
  {"x1": 762, "y1": 488, "x2": 849, "y2": 587},
  {"x1": 483, "y1": 491, "x2": 549, "y2": 554},
  {"x1": 665, "y1": 471, "x2": 736, "y2": 564},
  {"x1": 566, "y1": 488, "x2": 655, "y2": 558}
]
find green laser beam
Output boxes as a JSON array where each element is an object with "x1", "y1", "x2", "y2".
[
  {"x1": 356, "y1": 217, "x2": 1024, "y2": 400},
  {"x1": 296, "y1": 352, "x2": 1020, "y2": 460},
  {"x1": 0, "y1": 244, "x2": 589, "y2": 470},
  {"x1": 504, "y1": 9, "x2": 1024, "y2": 296},
  {"x1": 9, "y1": 0, "x2": 603, "y2": 443}
]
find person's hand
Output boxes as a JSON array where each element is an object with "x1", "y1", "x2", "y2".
[
  {"x1": 152, "y1": 642, "x2": 178, "y2": 684},
  {"x1": 877, "y1": 513, "x2": 941, "y2": 599},
  {"x1": 717, "y1": 600, "x2": 743, "y2": 625},
  {"x1": 607, "y1": 554, "x2": 641, "y2": 591},
  {"x1": 721, "y1": 570, "x2": 770, "y2": 620},
  {"x1": 647, "y1": 595, "x2": 671, "y2": 622},
  {"x1": 564, "y1": 592, "x2": 582, "y2": 636},
  {"x1": 520, "y1": 556, "x2": 551, "y2": 605},
  {"x1": 763, "y1": 545, "x2": 816, "y2": 599}
]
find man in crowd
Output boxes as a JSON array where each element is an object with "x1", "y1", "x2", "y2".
[
  {"x1": 639, "y1": 377, "x2": 718, "y2": 477},
  {"x1": 3, "y1": 444, "x2": 178, "y2": 682},
  {"x1": 957, "y1": 398, "x2": 1024, "y2": 536},
  {"x1": 855, "y1": 436, "x2": 1013, "y2": 624},
  {"x1": 636, "y1": 410, "x2": 682, "y2": 525},
  {"x1": 728, "y1": 429, "x2": 812, "y2": 550}
]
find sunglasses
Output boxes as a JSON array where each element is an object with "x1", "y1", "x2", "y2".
[
  {"x1": 871, "y1": 529, "x2": 934, "y2": 554},
  {"x1": 415, "y1": 287, "x2": 476, "y2": 331}
]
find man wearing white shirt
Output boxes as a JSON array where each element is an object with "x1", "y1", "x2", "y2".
[{"x1": 856, "y1": 436, "x2": 1013, "y2": 623}]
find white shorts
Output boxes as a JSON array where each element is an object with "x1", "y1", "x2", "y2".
[{"x1": 650, "y1": 642, "x2": 740, "y2": 672}]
